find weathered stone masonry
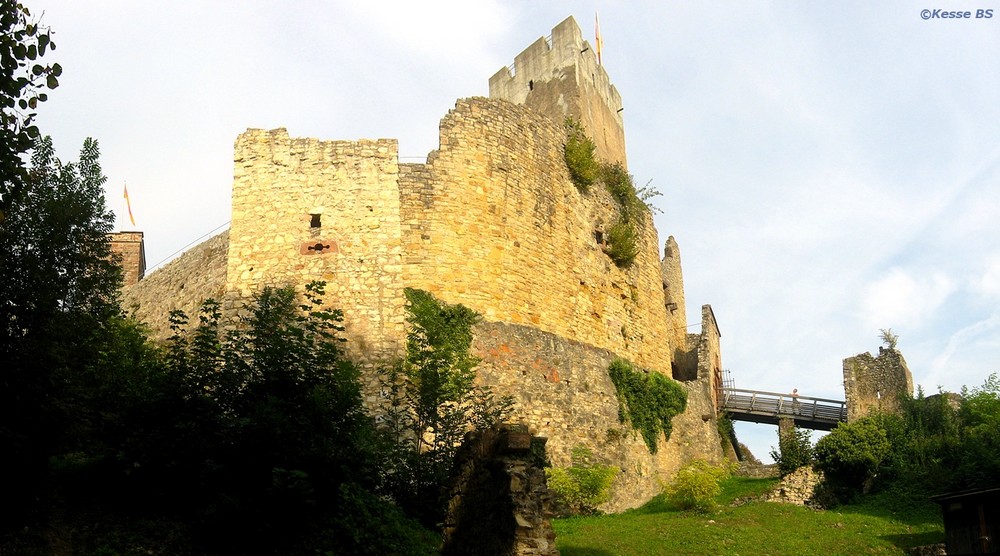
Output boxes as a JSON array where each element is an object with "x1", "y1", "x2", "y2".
[
  {"x1": 122, "y1": 16, "x2": 726, "y2": 511},
  {"x1": 843, "y1": 347, "x2": 914, "y2": 421}
]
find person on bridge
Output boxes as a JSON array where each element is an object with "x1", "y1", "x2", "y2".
[{"x1": 791, "y1": 388, "x2": 800, "y2": 415}]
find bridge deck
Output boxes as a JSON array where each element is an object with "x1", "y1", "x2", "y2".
[{"x1": 721, "y1": 388, "x2": 847, "y2": 431}]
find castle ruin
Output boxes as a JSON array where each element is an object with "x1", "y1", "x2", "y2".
[
  {"x1": 843, "y1": 347, "x2": 914, "y2": 421},
  {"x1": 117, "y1": 16, "x2": 727, "y2": 511}
]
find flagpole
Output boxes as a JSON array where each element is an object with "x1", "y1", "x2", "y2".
[
  {"x1": 119, "y1": 182, "x2": 126, "y2": 231},
  {"x1": 595, "y1": 10, "x2": 603, "y2": 66}
]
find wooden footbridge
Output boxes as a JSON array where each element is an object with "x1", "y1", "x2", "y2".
[{"x1": 720, "y1": 388, "x2": 847, "y2": 431}]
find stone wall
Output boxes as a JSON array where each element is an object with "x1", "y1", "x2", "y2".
[
  {"x1": 489, "y1": 16, "x2": 626, "y2": 167},
  {"x1": 735, "y1": 463, "x2": 779, "y2": 479},
  {"x1": 226, "y1": 129, "x2": 408, "y2": 392},
  {"x1": 473, "y1": 320, "x2": 724, "y2": 512},
  {"x1": 696, "y1": 305, "x2": 724, "y2": 412},
  {"x1": 402, "y1": 97, "x2": 675, "y2": 377},
  {"x1": 764, "y1": 466, "x2": 823, "y2": 506},
  {"x1": 122, "y1": 231, "x2": 228, "y2": 340},
  {"x1": 843, "y1": 347, "x2": 914, "y2": 421}
]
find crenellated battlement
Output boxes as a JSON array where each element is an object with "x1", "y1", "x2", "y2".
[{"x1": 489, "y1": 16, "x2": 627, "y2": 166}]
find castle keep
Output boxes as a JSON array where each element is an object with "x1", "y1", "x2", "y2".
[{"x1": 121, "y1": 16, "x2": 726, "y2": 510}]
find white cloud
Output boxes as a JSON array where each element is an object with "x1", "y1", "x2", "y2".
[
  {"x1": 971, "y1": 258, "x2": 1000, "y2": 300},
  {"x1": 861, "y1": 268, "x2": 956, "y2": 332}
]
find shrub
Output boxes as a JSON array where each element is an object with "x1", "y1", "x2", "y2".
[
  {"x1": 564, "y1": 118, "x2": 599, "y2": 191},
  {"x1": 607, "y1": 359, "x2": 687, "y2": 453},
  {"x1": 599, "y1": 162, "x2": 639, "y2": 218},
  {"x1": 814, "y1": 417, "x2": 891, "y2": 491},
  {"x1": 330, "y1": 482, "x2": 440, "y2": 555},
  {"x1": 769, "y1": 426, "x2": 813, "y2": 476},
  {"x1": 604, "y1": 218, "x2": 639, "y2": 268},
  {"x1": 665, "y1": 460, "x2": 732, "y2": 512},
  {"x1": 546, "y1": 446, "x2": 619, "y2": 515}
]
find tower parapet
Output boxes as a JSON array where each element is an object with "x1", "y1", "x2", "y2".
[
  {"x1": 489, "y1": 16, "x2": 626, "y2": 166},
  {"x1": 109, "y1": 231, "x2": 146, "y2": 287}
]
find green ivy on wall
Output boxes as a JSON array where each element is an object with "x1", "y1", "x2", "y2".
[{"x1": 608, "y1": 358, "x2": 687, "y2": 454}]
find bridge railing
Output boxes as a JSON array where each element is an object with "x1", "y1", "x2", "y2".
[{"x1": 721, "y1": 388, "x2": 847, "y2": 426}]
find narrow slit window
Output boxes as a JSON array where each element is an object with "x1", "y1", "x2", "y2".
[{"x1": 310, "y1": 213, "x2": 322, "y2": 228}]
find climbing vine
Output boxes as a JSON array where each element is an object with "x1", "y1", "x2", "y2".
[{"x1": 607, "y1": 358, "x2": 687, "y2": 453}]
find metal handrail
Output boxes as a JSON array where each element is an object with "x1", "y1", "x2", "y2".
[
  {"x1": 720, "y1": 387, "x2": 847, "y2": 425},
  {"x1": 722, "y1": 387, "x2": 846, "y2": 406}
]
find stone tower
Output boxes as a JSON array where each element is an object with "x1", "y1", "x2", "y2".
[
  {"x1": 489, "y1": 16, "x2": 627, "y2": 167},
  {"x1": 660, "y1": 236, "x2": 690, "y2": 379},
  {"x1": 225, "y1": 130, "x2": 408, "y2": 369},
  {"x1": 108, "y1": 231, "x2": 146, "y2": 286},
  {"x1": 843, "y1": 347, "x2": 914, "y2": 420}
]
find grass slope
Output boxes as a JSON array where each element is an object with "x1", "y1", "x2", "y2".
[{"x1": 553, "y1": 478, "x2": 944, "y2": 556}]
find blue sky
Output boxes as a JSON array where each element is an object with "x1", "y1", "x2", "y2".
[{"x1": 32, "y1": 1, "x2": 1000, "y2": 462}]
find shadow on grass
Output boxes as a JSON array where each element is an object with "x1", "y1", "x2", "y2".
[
  {"x1": 557, "y1": 546, "x2": 615, "y2": 556},
  {"x1": 826, "y1": 488, "x2": 945, "y2": 551},
  {"x1": 626, "y1": 493, "x2": 682, "y2": 515},
  {"x1": 625, "y1": 477, "x2": 781, "y2": 516},
  {"x1": 880, "y1": 531, "x2": 946, "y2": 550}
]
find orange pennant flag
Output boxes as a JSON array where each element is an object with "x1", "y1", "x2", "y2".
[
  {"x1": 595, "y1": 11, "x2": 603, "y2": 66},
  {"x1": 123, "y1": 183, "x2": 136, "y2": 228}
]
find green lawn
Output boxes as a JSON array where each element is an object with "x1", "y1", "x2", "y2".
[{"x1": 553, "y1": 478, "x2": 944, "y2": 556}]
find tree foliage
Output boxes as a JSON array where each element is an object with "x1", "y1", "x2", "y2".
[
  {"x1": 0, "y1": 136, "x2": 122, "y2": 523},
  {"x1": 1, "y1": 0, "x2": 61, "y2": 218},
  {"x1": 379, "y1": 288, "x2": 515, "y2": 525},
  {"x1": 769, "y1": 426, "x2": 814, "y2": 476},
  {"x1": 814, "y1": 416, "x2": 894, "y2": 494},
  {"x1": 135, "y1": 283, "x2": 379, "y2": 552},
  {"x1": 815, "y1": 374, "x2": 1000, "y2": 502}
]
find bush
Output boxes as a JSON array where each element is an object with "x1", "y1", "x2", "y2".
[
  {"x1": 665, "y1": 460, "x2": 732, "y2": 512},
  {"x1": 604, "y1": 218, "x2": 639, "y2": 268},
  {"x1": 599, "y1": 161, "x2": 641, "y2": 221},
  {"x1": 330, "y1": 482, "x2": 440, "y2": 555},
  {"x1": 546, "y1": 446, "x2": 619, "y2": 515},
  {"x1": 607, "y1": 359, "x2": 687, "y2": 453},
  {"x1": 564, "y1": 118, "x2": 600, "y2": 191},
  {"x1": 769, "y1": 426, "x2": 813, "y2": 476},
  {"x1": 814, "y1": 417, "x2": 891, "y2": 492}
]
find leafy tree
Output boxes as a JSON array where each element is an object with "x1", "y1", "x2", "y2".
[
  {"x1": 814, "y1": 417, "x2": 891, "y2": 491},
  {"x1": 379, "y1": 288, "x2": 514, "y2": 525},
  {"x1": 769, "y1": 425, "x2": 813, "y2": 476},
  {"x1": 0, "y1": 136, "x2": 121, "y2": 524},
  {"x1": 955, "y1": 373, "x2": 1000, "y2": 488},
  {"x1": 90, "y1": 283, "x2": 392, "y2": 554},
  {"x1": 1, "y1": 0, "x2": 61, "y2": 219}
]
